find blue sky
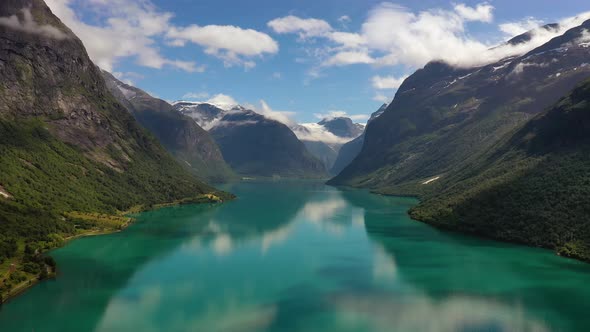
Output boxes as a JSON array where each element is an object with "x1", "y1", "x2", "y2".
[{"x1": 45, "y1": 0, "x2": 590, "y2": 123}]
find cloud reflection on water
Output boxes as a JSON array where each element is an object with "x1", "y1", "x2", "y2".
[{"x1": 93, "y1": 182, "x2": 553, "y2": 332}]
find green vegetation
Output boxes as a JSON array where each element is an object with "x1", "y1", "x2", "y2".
[
  {"x1": 408, "y1": 78, "x2": 590, "y2": 261},
  {"x1": 0, "y1": 118, "x2": 231, "y2": 302},
  {"x1": 0, "y1": 0, "x2": 234, "y2": 303}
]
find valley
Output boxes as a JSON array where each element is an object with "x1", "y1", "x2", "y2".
[{"x1": 1, "y1": 0, "x2": 590, "y2": 330}]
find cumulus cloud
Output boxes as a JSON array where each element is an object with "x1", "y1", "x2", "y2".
[
  {"x1": 167, "y1": 25, "x2": 278, "y2": 68},
  {"x1": 269, "y1": 3, "x2": 590, "y2": 71},
  {"x1": 268, "y1": 15, "x2": 333, "y2": 39},
  {"x1": 499, "y1": 17, "x2": 545, "y2": 37},
  {"x1": 371, "y1": 75, "x2": 409, "y2": 90},
  {"x1": 293, "y1": 123, "x2": 354, "y2": 144},
  {"x1": 327, "y1": 32, "x2": 365, "y2": 48},
  {"x1": 46, "y1": 0, "x2": 277, "y2": 72},
  {"x1": 323, "y1": 51, "x2": 374, "y2": 66},
  {"x1": 207, "y1": 94, "x2": 239, "y2": 110},
  {"x1": 0, "y1": 7, "x2": 68, "y2": 39},
  {"x1": 454, "y1": 3, "x2": 494, "y2": 23},
  {"x1": 243, "y1": 100, "x2": 297, "y2": 126}
]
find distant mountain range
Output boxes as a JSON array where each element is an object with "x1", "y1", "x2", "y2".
[
  {"x1": 329, "y1": 18, "x2": 590, "y2": 260},
  {"x1": 291, "y1": 117, "x2": 366, "y2": 173},
  {"x1": 101, "y1": 72, "x2": 234, "y2": 183},
  {"x1": 172, "y1": 102, "x2": 328, "y2": 178}
]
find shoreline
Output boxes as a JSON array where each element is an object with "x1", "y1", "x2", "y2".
[
  {"x1": 0, "y1": 193, "x2": 231, "y2": 305},
  {"x1": 328, "y1": 182, "x2": 590, "y2": 264}
]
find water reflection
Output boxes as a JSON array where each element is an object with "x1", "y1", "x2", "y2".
[
  {"x1": 3, "y1": 181, "x2": 590, "y2": 331},
  {"x1": 95, "y1": 181, "x2": 585, "y2": 331}
]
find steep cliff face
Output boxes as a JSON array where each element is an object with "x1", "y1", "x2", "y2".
[
  {"x1": 330, "y1": 20, "x2": 590, "y2": 190},
  {"x1": 0, "y1": 0, "x2": 225, "y2": 280},
  {"x1": 102, "y1": 71, "x2": 234, "y2": 183},
  {"x1": 330, "y1": 104, "x2": 387, "y2": 175}
]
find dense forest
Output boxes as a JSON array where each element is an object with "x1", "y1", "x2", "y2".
[{"x1": 410, "y1": 78, "x2": 590, "y2": 261}]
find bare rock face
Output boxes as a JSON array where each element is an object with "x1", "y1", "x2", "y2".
[{"x1": 0, "y1": 0, "x2": 128, "y2": 162}]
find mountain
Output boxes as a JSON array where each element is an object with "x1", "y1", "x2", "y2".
[
  {"x1": 172, "y1": 102, "x2": 328, "y2": 178},
  {"x1": 292, "y1": 117, "x2": 365, "y2": 173},
  {"x1": 331, "y1": 104, "x2": 387, "y2": 175},
  {"x1": 0, "y1": 0, "x2": 228, "y2": 295},
  {"x1": 318, "y1": 117, "x2": 364, "y2": 138},
  {"x1": 101, "y1": 71, "x2": 234, "y2": 183},
  {"x1": 328, "y1": 20, "x2": 590, "y2": 261},
  {"x1": 330, "y1": 19, "x2": 590, "y2": 190},
  {"x1": 174, "y1": 101, "x2": 225, "y2": 130},
  {"x1": 410, "y1": 78, "x2": 590, "y2": 261}
]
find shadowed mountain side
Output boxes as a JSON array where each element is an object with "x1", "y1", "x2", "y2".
[
  {"x1": 330, "y1": 19, "x2": 590, "y2": 189},
  {"x1": 101, "y1": 71, "x2": 234, "y2": 183}
]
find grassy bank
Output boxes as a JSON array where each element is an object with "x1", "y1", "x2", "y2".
[{"x1": 0, "y1": 193, "x2": 230, "y2": 304}]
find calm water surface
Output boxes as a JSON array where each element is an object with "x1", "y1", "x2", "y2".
[{"x1": 1, "y1": 181, "x2": 589, "y2": 331}]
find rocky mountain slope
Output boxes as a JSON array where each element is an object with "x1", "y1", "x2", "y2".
[
  {"x1": 0, "y1": 0, "x2": 227, "y2": 296},
  {"x1": 101, "y1": 71, "x2": 234, "y2": 182},
  {"x1": 331, "y1": 104, "x2": 387, "y2": 175},
  {"x1": 331, "y1": 19, "x2": 590, "y2": 189},
  {"x1": 172, "y1": 102, "x2": 327, "y2": 178}
]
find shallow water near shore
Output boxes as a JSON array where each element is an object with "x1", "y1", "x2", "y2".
[{"x1": 1, "y1": 181, "x2": 589, "y2": 331}]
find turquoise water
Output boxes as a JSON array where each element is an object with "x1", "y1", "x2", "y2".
[{"x1": 1, "y1": 181, "x2": 589, "y2": 331}]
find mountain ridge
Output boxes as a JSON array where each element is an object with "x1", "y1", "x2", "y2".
[
  {"x1": 330, "y1": 18, "x2": 590, "y2": 189},
  {"x1": 172, "y1": 102, "x2": 328, "y2": 178},
  {"x1": 101, "y1": 71, "x2": 235, "y2": 183}
]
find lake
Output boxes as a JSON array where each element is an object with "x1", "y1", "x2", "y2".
[{"x1": 1, "y1": 181, "x2": 589, "y2": 331}]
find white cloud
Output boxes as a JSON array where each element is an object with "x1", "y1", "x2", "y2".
[
  {"x1": 246, "y1": 100, "x2": 297, "y2": 126},
  {"x1": 323, "y1": 51, "x2": 374, "y2": 66},
  {"x1": 268, "y1": 15, "x2": 332, "y2": 39},
  {"x1": 182, "y1": 91, "x2": 210, "y2": 100},
  {"x1": 269, "y1": 3, "x2": 590, "y2": 72},
  {"x1": 167, "y1": 25, "x2": 279, "y2": 68},
  {"x1": 499, "y1": 18, "x2": 545, "y2": 38},
  {"x1": 293, "y1": 123, "x2": 354, "y2": 144},
  {"x1": 0, "y1": 7, "x2": 68, "y2": 39},
  {"x1": 272, "y1": 72, "x2": 282, "y2": 79},
  {"x1": 454, "y1": 3, "x2": 494, "y2": 23},
  {"x1": 206, "y1": 94, "x2": 239, "y2": 110},
  {"x1": 361, "y1": 3, "x2": 590, "y2": 68},
  {"x1": 371, "y1": 75, "x2": 409, "y2": 90},
  {"x1": 328, "y1": 32, "x2": 365, "y2": 48},
  {"x1": 46, "y1": 0, "x2": 276, "y2": 72},
  {"x1": 45, "y1": 0, "x2": 198, "y2": 72}
]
